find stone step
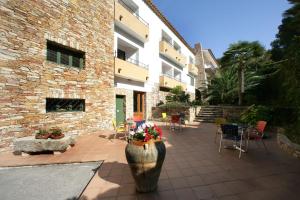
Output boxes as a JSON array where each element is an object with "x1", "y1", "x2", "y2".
[
  {"x1": 198, "y1": 112, "x2": 223, "y2": 115},
  {"x1": 194, "y1": 119, "x2": 215, "y2": 123},
  {"x1": 196, "y1": 116, "x2": 223, "y2": 119},
  {"x1": 199, "y1": 110, "x2": 223, "y2": 113}
]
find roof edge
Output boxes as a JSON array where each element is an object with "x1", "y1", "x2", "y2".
[{"x1": 143, "y1": 0, "x2": 195, "y2": 55}]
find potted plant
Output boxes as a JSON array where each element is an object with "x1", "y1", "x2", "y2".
[
  {"x1": 50, "y1": 127, "x2": 64, "y2": 139},
  {"x1": 35, "y1": 129, "x2": 51, "y2": 139},
  {"x1": 125, "y1": 122, "x2": 166, "y2": 192}
]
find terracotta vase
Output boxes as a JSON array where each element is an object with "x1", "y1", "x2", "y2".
[
  {"x1": 125, "y1": 139, "x2": 166, "y2": 192},
  {"x1": 50, "y1": 133, "x2": 65, "y2": 139},
  {"x1": 35, "y1": 133, "x2": 51, "y2": 139}
]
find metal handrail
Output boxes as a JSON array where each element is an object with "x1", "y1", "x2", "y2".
[
  {"x1": 126, "y1": 58, "x2": 149, "y2": 69},
  {"x1": 116, "y1": 55, "x2": 149, "y2": 69},
  {"x1": 118, "y1": 0, "x2": 149, "y2": 27},
  {"x1": 161, "y1": 73, "x2": 182, "y2": 82}
]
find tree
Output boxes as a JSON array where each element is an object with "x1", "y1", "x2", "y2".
[
  {"x1": 219, "y1": 41, "x2": 269, "y2": 105},
  {"x1": 270, "y1": 0, "x2": 300, "y2": 143},
  {"x1": 207, "y1": 68, "x2": 237, "y2": 105},
  {"x1": 165, "y1": 86, "x2": 190, "y2": 104},
  {"x1": 271, "y1": 0, "x2": 300, "y2": 107}
]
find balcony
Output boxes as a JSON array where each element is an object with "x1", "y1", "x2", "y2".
[
  {"x1": 115, "y1": 0, "x2": 149, "y2": 42},
  {"x1": 159, "y1": 40, "x2": 186, "y2": 67},
  {"x1": 188, "y1": 64, "x2": 198, "y2": 76},
  {"x1": 159, "y1": 74, "x2": 187, "y2": 90},
  {"x1": 115, "y1": 58, "x2": 149, "y2": 82}
]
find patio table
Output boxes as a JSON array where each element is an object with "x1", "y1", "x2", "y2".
[{"x1": 223, "y1": 124, "x2": 250, "y2": 153}]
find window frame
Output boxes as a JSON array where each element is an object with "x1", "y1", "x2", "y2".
[
  {"x1": 46, "y1": 98, "x2": 85, "y2": 113},
  {"x1": 46, "y1": 41, "x2": 85, "y2": 69}
]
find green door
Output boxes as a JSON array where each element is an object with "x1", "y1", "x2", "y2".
[{"x1": 116, "y1": 96, "x2": 125, "y2": 126}]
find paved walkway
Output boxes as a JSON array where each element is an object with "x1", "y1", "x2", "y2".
[{"x1": 0, "y1": 123, "x2": 299, "y2": 200}]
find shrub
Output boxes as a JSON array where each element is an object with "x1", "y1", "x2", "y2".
[
  {"x1": 37, "y1": 129, "x2": 48, "y2": 135},
  {"x1": 50, "y1": 128, "x2": 62, "y2": 135},
  {"x1": 158, "y1": 101, "x2": 189, "y2": 110},
  {"x1": 240, "y1": 105, "x2": 272, "y2": 126}
]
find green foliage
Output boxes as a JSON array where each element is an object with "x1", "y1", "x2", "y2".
[
  {"x1": 50, "y1": 128, "x2": 62, "y2": 136},
  {"x1": 207, "y1": 68, "x2": 237, "y2": 104},
  {"x1": 220, "y1": 41, "x2": 266, "y2": 69},
  {"x1": 166, "y1": 86, "x2": 190, "y2": 104},
  {"x1": 37, "y1": 129, "x2": 48, "y2": 135},
  {"x1": 208, "y1": 41, "x2": 271, "y2": 105},
  {"x1": 158, "y1": 101, "x2": 189, "y2": 110},
  {"x1": 190, "y1": 99, "x2": 202, "y2": 107},
  {"x1": 240, "y1": 105, "x2": 272, "y2": 126},
  {"x1": 270, "y1": 0, "x2": 300, "y2": 142}
]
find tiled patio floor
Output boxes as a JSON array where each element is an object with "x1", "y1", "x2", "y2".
[{"x1": 0, "y1": 123, "x2": 300, "y2": 200}]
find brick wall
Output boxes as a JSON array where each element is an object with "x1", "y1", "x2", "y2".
[{"x1": 0, "y1": 0, "x2": 114, "y2": 151}]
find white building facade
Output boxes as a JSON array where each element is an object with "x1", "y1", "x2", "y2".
[{"x1": 113, "y1": 0, "x2": 198, "y2": 124}]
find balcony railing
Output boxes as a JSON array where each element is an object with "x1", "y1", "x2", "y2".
[
  {"x1": 161, "y1": 73, "x2": 182, "y2": 82},
  {"x1": 126, "y1": 58, "x2": 148, "y2": 69},
  {"x1": 115, "y1": 53, "x2": 149, "y2": 69},
  {"x1": 118, "y1": 0, "x2": 149, "y2": 27},
  {"x1": 161, "y1": 38, "x2": 181, "y2": 53}
]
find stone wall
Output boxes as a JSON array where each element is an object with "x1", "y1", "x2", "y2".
[
  {"x1": 0, "y1": 0, "x2": 114, "y2": 151},
  {"x1": 158, "y1": 90, "x2": 169, "y2": 103},
  {"x1": 277, "y1": 128, "x2": 300, "y2": 159},
  {"x1": 146, "y1": 84, "x2": 160, "y2": 119},
  {"x1": 222, "y1": 106, "x2": 248, "y2": 122},
  {"x1": 152, "y1": 106, "x2": 196, "y2": 123}
]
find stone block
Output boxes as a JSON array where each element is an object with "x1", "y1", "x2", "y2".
[{"x1": 13, "y1": 134, "x2": 78, "y2": 153}]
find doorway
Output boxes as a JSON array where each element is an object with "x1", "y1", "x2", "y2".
[
  {"x1": 116, "y1": 95, "x2": 126, "y2": 126},
  {"x1": 133, "y1": 91, "x2": 145, "y2": 120}
]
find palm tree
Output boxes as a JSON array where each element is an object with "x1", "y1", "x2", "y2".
[
  {"x1": 207, "y1": 68, "x2": 237, "y2": 104},
  {"x1": 220, "y1": 41, "x2": 266, "y2": 105}
]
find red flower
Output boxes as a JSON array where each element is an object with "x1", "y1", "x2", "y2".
[
  {"x1": 155, "y1": 127, "x2": 162, "y2": 138},
  {"x1": 144, "y1": 133, "x2": 152, "y2": 142}
]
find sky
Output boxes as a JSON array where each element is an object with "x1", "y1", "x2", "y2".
[{"x1": 152, "y1": 0, "x2": 291, "y2": 58}]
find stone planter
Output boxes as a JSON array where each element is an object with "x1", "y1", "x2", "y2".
[{"x1": 125, "y1": 139, "x2": 166, "y2": 192}]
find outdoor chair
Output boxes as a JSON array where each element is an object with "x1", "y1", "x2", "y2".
[
  {"x1": 219, "y1": 124, "x2": 244, "y2": 158},
  {"x1": 170, "y1": 114, "x2": 182, "y2": 131},
  {"x1": 214, "y1": 117, "x2": 227, "y2": 143},
  {"x1": 248, "y1": 121, "x2": 268, "y2": 152},
  {"x1": 161, "y1": 112, "x2": 169, "y2": 126},
  {"x1": 112, "y1": 119, "x2": 127, "y2": 140},
  {"x1": 179, "y1": 112, "x2": 187, "y2": 127}
]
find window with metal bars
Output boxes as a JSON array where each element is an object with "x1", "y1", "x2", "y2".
[
  {"x1": 46, "y1": 98, "x2": 85, "y2": 112},
  {"x1": 46, "y1": 41, "x2": 85, "y2": 69}
]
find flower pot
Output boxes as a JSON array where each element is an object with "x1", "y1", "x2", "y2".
[
  {"x1": 125, "y1": 139, "x2": 166, "y2": 192},
  {"x1": 50, "y1": 133, "x2": 65, "y2": 139},
  {"x1": 35, "y1": 133, "x2": 51, "y2": 139}
]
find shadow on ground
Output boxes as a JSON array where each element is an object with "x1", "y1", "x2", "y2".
[{"x1": 77, "y1": 123, "x2": 300, "y2": 200}]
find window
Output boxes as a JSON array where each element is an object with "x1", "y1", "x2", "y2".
[
  {"x1": 46, "y1": 98, "x2": 85, "y2": 112},
  {"x1": 46, "y1": 41, "x2": 85, "y2": 68},
  {"x1": 117, "y1": 49, "x2": 126, "y2": 60}
]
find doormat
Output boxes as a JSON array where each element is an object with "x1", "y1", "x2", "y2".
[{"x1": 0, "y1": 161, "x2": 102, "y2": 200}]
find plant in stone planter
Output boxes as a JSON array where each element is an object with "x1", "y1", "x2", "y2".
[
  {"x1": 35, "y1": 129, "x2": 51, "y2": 139},
  {"x1": 125, "y1": 122, "x2": 166, "y2": 193},
  {"x1": 50, "y1": 127, "x2": 65, "y2": 139}
]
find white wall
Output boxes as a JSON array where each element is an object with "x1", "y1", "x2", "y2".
[{"x1": 114, "y1": 0, "x2": 196, "y2": 94}]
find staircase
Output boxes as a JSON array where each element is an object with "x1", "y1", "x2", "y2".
[{"x1": 195, "y1": 106, "x2": 223, "y2": 123}]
